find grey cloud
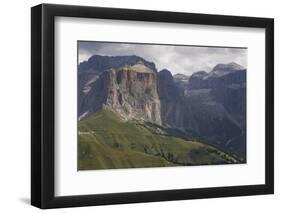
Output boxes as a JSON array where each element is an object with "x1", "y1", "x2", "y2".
[{"x1": 78, "y1": 41, "x2": 247, "y2": 75}]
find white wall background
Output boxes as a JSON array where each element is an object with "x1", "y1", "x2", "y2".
[{"x1": 0, "y1": 0, "x2": 279, "y2": 212}]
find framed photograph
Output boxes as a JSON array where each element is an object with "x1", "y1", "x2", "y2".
[{"x1": 31, "y1": 3, "x2": 274, "y2": 209}]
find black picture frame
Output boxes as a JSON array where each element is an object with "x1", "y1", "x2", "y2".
[{"x1": 31, "y1": 3, "x2": 274, "y2": 209}]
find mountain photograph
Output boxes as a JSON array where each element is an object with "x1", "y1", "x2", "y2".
[{"x1": 78, "y1": 41, "x2": 247, "y2": 170}]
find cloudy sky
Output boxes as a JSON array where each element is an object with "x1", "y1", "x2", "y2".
[{"x1": 78, "y1": 41, "x2": 247, "y2": 75}]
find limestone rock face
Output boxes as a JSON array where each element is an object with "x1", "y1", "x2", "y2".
[
  {"x1": 78, "y1": 55, "x2": 157, "y2": 114},
  {"x1": 79, "y1": 59, "x2": 161, "y2": 125},
  {"x1": 104, "y1": 64, "x2": 162, "y2": 125}
]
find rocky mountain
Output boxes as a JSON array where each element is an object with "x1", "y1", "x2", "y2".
[
  {"x1": 78, "y1": 55, "x2": 246, "y2": 160},
  {"x1": 187, "y1": 62, "x2": 246, "y2": 128},
  {"x1": 78, "y1": 55, "x2": 157, "y2": 117},
  {"x1": 157, "y1": 69, "x2": 183, "y2": 128},
  {"x1": 79, "y1": 56, "x2": 161, "y2": 124},
  {"x1": 179, "y1": 62, "x2": 246, "y2": 157},
  {"x1": 173, "y1": 73, "x2": 190, "y2": 89}
]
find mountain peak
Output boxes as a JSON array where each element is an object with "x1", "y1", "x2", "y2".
[
  {"x1": 191, "y1": 70, "x2": 208, "y2": 78},
  {"x1": 212, "y1": 62, "x2": 245, "y2": 72},
  {"x1": 159, "y1": 69, "x2": 172, "y2": 75},
  {"x1": 158, "y1": 69, "x2": 174, "y2": 81},
  {"x1": 173, "y1": 73, "x2": 190, "y2": 82},
  {"x1": 80, "y1": 55, "x2": 157, "y2": 73}
]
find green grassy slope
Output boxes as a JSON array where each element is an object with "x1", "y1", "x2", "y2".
[{"x1": 78, "y1": 109, "x2": 238, "y2": 170}]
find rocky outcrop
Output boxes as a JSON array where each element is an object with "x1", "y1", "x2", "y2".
[
  {"x1": 79, "y1": 61, "x2": 162, "y2": 125},
  {"x1": 187, "y1": 71, "x2": 208, "y2": 89},
  {"x1": 157, "y1": 69, "x2": 183, "y2": 128},
  {"x1": 173, "y1": 73, "x2": 190, "y2": 89},
  {"x1": 78, "y1": 55, "x2": 158, "y2": 114}
]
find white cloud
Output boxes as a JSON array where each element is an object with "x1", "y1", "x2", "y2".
[{"x1": 78, "y1": 41, "x2": 247, "y2": 76}]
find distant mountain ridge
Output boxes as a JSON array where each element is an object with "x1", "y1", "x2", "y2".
[
  {"x1": 78, "y1": 55, "x2": 246, "y2": 160},
  {"x1": 79, "y1": 55, "x2": 157, "y2": 73},
  {"x1": 212, "y1": 62, "x2": 245, "y2": 72}
]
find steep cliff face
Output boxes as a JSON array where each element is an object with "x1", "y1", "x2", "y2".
[
  {"x1": 79, "y1": 61, "x2": 162, "y2": 125},
  {"x1": 78, "y1": 55, "x2": 157, "y2": 114},
  {"x1": 104, "y1": 63, "x2": 161, "y2": 125},
  {"x1": 157, "y1": 69, "x2": 183, "y2": 128}
]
